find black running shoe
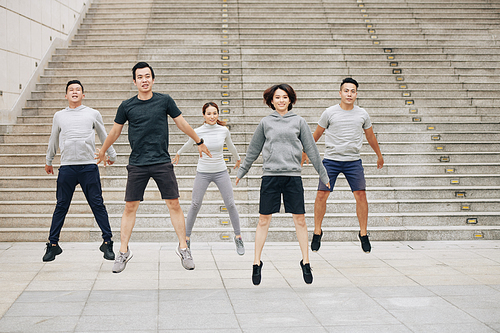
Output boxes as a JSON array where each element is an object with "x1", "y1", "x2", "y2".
[
  {"x1": 99, "y1": 240, "x2": 115, "y2": 260},
  {"x1": 42, "y1": 242, "x2": 62, "y2": 262},
  {"x1": 311, "y1": 230, "x2": 323, "y2": 252},
  {"x1": 252, "y1": 261, "x2": 263, "y2": 285},
  {"x1": 300, "y1": 260, "x2": 313, "y2": 284},
  {"x1": 358, "y1": 232, "x2": 371, "y2": 253}
]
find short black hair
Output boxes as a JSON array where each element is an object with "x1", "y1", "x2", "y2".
[
  {"x1": 340, "y1": 77, "x2": 359, "y2": 90},
  {"x1": 66, "y1": 80, "x2": 84, "y2": 93},
  {"x1": 263, "y1": 84, "x2": 297, "y2": 111},
  {"x1": 132, "y1": 62, "x2": 155, "y2": 80}
]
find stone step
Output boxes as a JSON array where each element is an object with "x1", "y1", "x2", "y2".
[
  {"x1": 6, "y1": 120, "x2": 500, "y2": 134},
  {"x1": 3, "y1": 138, "x2": 499, "y2": 156},
  {"x1": 1, "y1": 225, "x2": 498, "y2": 242},
  {"x1": 1, "y1": 184, "x2": 498, "y2": 201},
  {"x1": 1, "y1": 159, "x2": 498, "y2": 176},
  {"x1": 24, "y1": 96, "x2": 497, "y2": 108},
  {"x1": 19, "y1": 105, "x2": 500, "y2": 118},
  {"x1": 48, "y1": 52, "x2": 500, "y2": 63},
  {"x1": 0, "y1": 211, "x2": 498, "y2": 230},
  {"x1": 26, "y1": 88, "x2": 500, "y2": 102},
  {"x1": 32, "y1": 81, "x2": 500, "y2": 92},
  {"x1": 2, "y1": 198, "x2": 498, "y2": 215},
  {"x1": 1, "y1": 172, "x2": 498, "y2": 188},
  {"x1": 42, "y1": 60, "x2": 500, "y2": 71},
  {"x1": 3, "y1": 128, "x2": 500, "y2": 143}
]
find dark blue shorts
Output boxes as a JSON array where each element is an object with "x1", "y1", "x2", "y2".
[
  {"x1": 259, "y1": 176, "x2": 305, "y2": 215},
  {"x1": 318, "y1": 159, "x2": 366, "y2": 192}
]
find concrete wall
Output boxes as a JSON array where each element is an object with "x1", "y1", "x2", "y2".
[{"x1": 0, "y1": 0, "x2": 89, "y2": 121}]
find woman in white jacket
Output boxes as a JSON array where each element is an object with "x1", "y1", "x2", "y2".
[{"x1": 173, "y1": 102, "x2": 244, "y2": 255}]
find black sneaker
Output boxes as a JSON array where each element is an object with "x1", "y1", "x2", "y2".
[
  {"x1": 99, "y1": 240, "x2": 115, "y2": 260},
  {"x1": 252, "y1": 261, "x2": 263, "y2": 285},
  {"x1": 311, "y1": 230, "x2": 323, "y2": 252},
  {"x1": 300, "y1": 260, "x2": 313, "y2": 284},
  {"x1": 42, "y1": 242, "x2": 62, "y2": 262},
  {"x1": 358, "y1": 232, "x2": 371, "y2": 253}
]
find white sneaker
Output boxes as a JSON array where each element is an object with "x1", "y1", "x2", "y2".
[
  {"x1": 234, "y1": 236, "x2": 245, "y2": 255},
  {"x1": 176, "y1": 246, "x2": 195, "y2": 270},
  {"x1": 112, "y1": 248, "x2": 133, "y2": 273}
]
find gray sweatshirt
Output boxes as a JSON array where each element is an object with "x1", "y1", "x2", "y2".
[
  {"x1": 46, "y1": 105, "x2": 117, "y2": 166},
  {"x1": 237, "y1": 111, "x2": 329, "y2": 184}
]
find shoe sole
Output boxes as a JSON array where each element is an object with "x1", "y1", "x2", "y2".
[
  {"x1": 175, "y1": 248, "x2": 195, "y2": 270},
  {"x1": 112, "y1": 253, "x2": 133, "y2": 273}
]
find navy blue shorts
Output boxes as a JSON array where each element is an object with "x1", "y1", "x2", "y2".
[
  {"x1": 318, "y1": 159, "x2": 366, "y2": 192},
  {"x1": 259, "y1": 176, "x2": 305, "y2": 215}
]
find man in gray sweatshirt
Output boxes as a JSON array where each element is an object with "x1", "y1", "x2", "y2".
[
  {"x1": 236, "y1": 84, "x2": 329, "y2": 285},
  {"x1": 43, "y1": 80, "x2": 117, "y2": 262}
]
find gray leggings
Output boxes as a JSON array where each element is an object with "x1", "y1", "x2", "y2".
[{"x1": 186, "y1": 170, "x2": 240, "y2": 237}]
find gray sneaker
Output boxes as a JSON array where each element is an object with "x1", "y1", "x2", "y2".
[
  {"x1": 234, "y1": 236, "x2": 245, "y2": 255},
  {"x1": 176, "y1": 246, "x2": 195, "y2": 270},
  {"x1": 112, "y1": 248, "x2": 133, "y2": 273}
]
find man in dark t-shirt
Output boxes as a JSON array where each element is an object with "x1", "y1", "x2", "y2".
[{"x1": 98, "y1": 62, "x2": 211, "y2": 273}]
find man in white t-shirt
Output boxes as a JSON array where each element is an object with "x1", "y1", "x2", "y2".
[{"x1": 303, "y1": 78, "x2": 384, "y2": 253}]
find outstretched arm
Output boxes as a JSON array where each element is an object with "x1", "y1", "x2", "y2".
[
  {"x1": 173, "y1": 115, "x2": 212, "y2": 158},
  {"x1": 173, "y1": 137, "x2": 195, "y2": 165},
  {"x1": 364, "y1": 126, "x2": 384, "y2": 169}
]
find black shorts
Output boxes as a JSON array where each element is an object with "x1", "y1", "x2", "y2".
[
  {"x1": 259, "y1": 176, "x2": 305, "y2": 215},
  {"x1": 125, "y1": 163, "x2": 179, "y2": 201}
]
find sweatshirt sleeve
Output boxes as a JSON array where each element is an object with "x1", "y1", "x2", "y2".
[
  {"x1": 299, "y1": 118, "x2": 329, "y2": 185},
  {"x1": 94, "y1": 110, "x2": 117, "y2": 161},
  {"x1": 224, "y1": 128, "x2": 240, "y2": 161},
  {"x1": 46, "y1": 113, "x2": 60, "y2": 166},
  {"x1": 236, "y1": 121, "x2": 265, "y2": 180}
]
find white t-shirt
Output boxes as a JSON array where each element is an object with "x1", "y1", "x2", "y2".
[
  {"x1": 177, "y1": 123, "x2": 239, "y2": 173},
  {"x1": 318, "y1": 104, "x2": 372, "y2": 161}
]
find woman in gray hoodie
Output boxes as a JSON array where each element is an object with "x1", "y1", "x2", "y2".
[{"x1": 236, "y1": 84, "x2": 329, "y2": 285}]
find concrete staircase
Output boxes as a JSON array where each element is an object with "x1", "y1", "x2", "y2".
[{"x1": 1, "y1": 0, "x2": 499, "y2": 242}]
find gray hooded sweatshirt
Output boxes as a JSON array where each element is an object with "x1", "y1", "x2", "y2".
[
  {"x1": 237, "y1": 111, "x2": 329, "y2": 185},
  {"x1": 46, "y1": 105, "x2": 117, "y2": 166}
]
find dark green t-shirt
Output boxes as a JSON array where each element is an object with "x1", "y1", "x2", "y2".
[{"x1": 115, "y1": 92, "x2": 182, "y2": 166}]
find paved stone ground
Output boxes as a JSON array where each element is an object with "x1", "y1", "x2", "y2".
[{"x1": 0, "y1": 240, "x2": 499, "y2": 332}]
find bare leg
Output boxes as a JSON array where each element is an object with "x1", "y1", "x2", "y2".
[
  {"x1": 165, "y1": 198, "x2": 188, "y2": 248},
  {"x1": 254, "y1": 214, "x2": 272, "y2": 264},
  {"x1": 119, "y1": 201, "x2": 140, "y2": 253},
  {"x1": 293, "y1": 214, "x2": 309, "y2": 264},
  {"x1": 353, "y1": 190, "x2": 368, "y2": 236},
  {"x1": 313, "y1": 190, "x2": 330, "y2": 235}
]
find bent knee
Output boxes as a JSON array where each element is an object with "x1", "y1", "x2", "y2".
[
  {"x1": 165, "y1": 199, "x2": 181, "y2": 210},
  {"x1": 353, "y1": 190, "x2": 367, "y2": 200}
]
